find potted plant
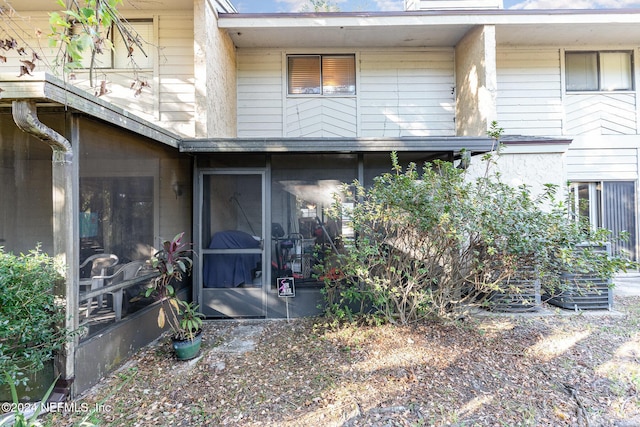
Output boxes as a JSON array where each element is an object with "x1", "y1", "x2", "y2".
[
  {"x1": 145, "y1": 232, "x2": 205, "y2": 360},
  {"x1": 170, "y1": 299, "x2": 205, "y2": 360}
]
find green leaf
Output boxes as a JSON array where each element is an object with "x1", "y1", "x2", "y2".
[
  {"x1": 80, "y1": 7, "x2": 96, "y2": 19},
  {"x1": 63, "y1": 10, "x2": 84, "y2": 22}
]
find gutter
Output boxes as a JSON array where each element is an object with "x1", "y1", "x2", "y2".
[
  {"x1": 11, "y1": 100, "x2": 76, "y2": 401},
  {"x1": 12, "y1": 101, "x2": 72, "y2": 154}
]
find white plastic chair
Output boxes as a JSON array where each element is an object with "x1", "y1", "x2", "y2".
[
  {"x1": 79, "y1": 254, "x2": 119, "y2": 315},
  {"x1": 93, "y1": 261, "x2": 145, "y2": 320}
]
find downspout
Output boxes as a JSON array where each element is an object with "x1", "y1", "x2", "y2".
[{"x1": 12, "y1": 100, "x2": 76, "y2": 399}]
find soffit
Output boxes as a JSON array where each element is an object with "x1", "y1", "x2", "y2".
[{"x1": 219, "y1": 9, "x2": 640, "y2": 48}]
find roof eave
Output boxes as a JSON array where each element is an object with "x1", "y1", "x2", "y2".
[
  {"x1": 179, "y1": 136, "x2": 569, "y2": 154},
  {"x1": 0, "y1": 73, "x2": 180, "y2": 148}
]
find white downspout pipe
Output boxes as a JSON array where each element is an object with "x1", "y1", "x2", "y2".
[{"x1": 12, "y1": 100, "x2": 76, "y2": 399}]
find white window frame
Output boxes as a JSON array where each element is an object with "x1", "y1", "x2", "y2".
[
  {"x1": 569, "y1": 182, "x2": 602, "y2": 231},
  {"x1": 565, "y1": 50, "x2": 634, "y2": 92},
  {"x1": 287, "y1": 54, "x2": 356, "y2": 96}
]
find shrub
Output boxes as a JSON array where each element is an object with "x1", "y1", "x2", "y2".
[
  {"x1": 0, "y1": 246, "x2": 70, "y2": 386},
  {"x1": 323, "y1": 143, "x2": 635, "y2": 325}
]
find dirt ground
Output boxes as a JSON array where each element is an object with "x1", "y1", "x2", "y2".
[{"x1": 46, "y1": 295, "x2": 640, "y2": 427}]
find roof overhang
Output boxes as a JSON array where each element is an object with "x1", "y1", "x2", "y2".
[
  {"x1": 500, "y1": 136, "x2": 572, "y2": 154},
  {"x1": 179, "y1": 136, "x2": 553, "y2": 155},
  {"x1": 180, "y1": 135, "x2": 573, "y2": 157},
  {"x1": 219, "y1": 9, "x2": 640, "y2": 48},
  {"x1": 0, "y1": 73, "x2": 180, "y2": 148}
]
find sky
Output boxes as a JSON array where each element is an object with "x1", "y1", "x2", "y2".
[{"x1": 233, "y1": 0, "x2": 640, "y2": 13}]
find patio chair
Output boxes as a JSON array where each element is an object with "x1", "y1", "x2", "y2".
[
  {"x1": 93, "y1": 260, "x2": 146, "y2": 321},
  {"x1": 79, "y1": 253, "x2": 119, "y2": 315}
]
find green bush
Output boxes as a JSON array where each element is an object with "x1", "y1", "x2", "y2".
[
  {"x1": 0, "y1": 246, "x2": 69, "y2": 386},
  {"x1": 322, "y1": 144, "x2": 635, "y2": 325}
]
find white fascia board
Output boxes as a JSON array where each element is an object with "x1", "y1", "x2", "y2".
[{"x1": 218, "y1": 10, "x2": 640, "y2": 30}]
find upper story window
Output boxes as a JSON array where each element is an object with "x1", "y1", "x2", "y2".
[
  {"x1": 77, "y1": 19, "x2": 153, "y2": 69},
  {"x1": 565, "y1": 51, "x2": 634, "y2": 92},
  {"x1": 287, "y1": 54, "x2": 356, "y2": 96}
]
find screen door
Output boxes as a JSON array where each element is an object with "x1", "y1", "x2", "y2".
[{"x1": 198, "y1": 170, "x2": 266, "y2": 317}]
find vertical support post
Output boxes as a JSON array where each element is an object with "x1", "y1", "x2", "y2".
[
  {"x1": 51, "y1": 147, "x2": 76, "y2": 398},
  {"x1": 12, "y1": 101, "x2": 76, "y2": 399},
  {"x1": 285, "y1": 297, "x2": 290, "y2": 322}
]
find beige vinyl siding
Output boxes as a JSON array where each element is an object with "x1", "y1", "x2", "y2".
[
  {"x1": 496, "y1": 49, "x2": 563, "y2": 136},
  {"x1": 0, "y1": 14, "x2": 52, "y2": 72},
  {"x1": 565, "y1": 93, "x2": 637, "y2": 135},
  {"x1": 0, "y1": 11, "x2": 196, "y2": 137},
  {"x1": 285, "y1": 97, "x2": 357, "y2": 137},
  {"x1": 359, "y1": 50, "x2": 455, "y2": 137},
  {"x1": 80, "y1": 71, "x2": 155, "y2": 119},
  {"x1": 157, "y1": 14, "x2": 194, "y2": 137},
  {"x1": 237, "y1": 48, "x2": 456, "y2": 138},
  {"x1": 567, "y1": 145, "x2": 639, "y2": 181},
  {"x1": 237, "y1": 49, "x2": 283, "y2": 137}
]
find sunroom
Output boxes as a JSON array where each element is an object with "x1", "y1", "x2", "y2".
[
  {"x1": 1, "y1": 73, "x2": 498, "y2": 398},
  {"x1": 0, "y1": 74, "x2": 191, "y2": 397}
]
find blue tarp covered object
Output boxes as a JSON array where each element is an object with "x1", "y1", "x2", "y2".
[{"x1": 203, "y1": 230, "x2": 260, "y2": 288}]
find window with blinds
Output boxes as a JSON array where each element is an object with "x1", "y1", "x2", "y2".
[
  {"x1": 288, "y1": 54, "x2": 356, "y2": 95},
  {"x1": 565, "y1": 51, "x2": 634, "y2": 92}
]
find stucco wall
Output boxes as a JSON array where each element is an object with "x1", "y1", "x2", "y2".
[
  {"x1": 455, "y1": 25, "x2": 497, "y2": 137},
  {"x1": 195, "y1": 0, "x2": 237, "y2": 138},
  {"x1": 464, "y1": 145, "x2": 569, "y2": 209}
]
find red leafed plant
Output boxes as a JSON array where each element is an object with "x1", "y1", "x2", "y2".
[{"x1": 145, "y1": 232, "x2": 203, "y2": 341}]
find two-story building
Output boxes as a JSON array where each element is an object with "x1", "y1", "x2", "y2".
[{"x1": 1, "y1": 0, "x2": 639, "y2": 397}]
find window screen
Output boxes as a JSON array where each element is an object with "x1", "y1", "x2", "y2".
[
  {"x1": 600, "y1": 52, "x2": 632, "y2": 91},
  {"x1": 76, "y1": 19, "x2": 153, "y2": 69},
  {"x1": 565, "y1": 52, "x2": 598, "y2": 91},
  {"x1": 566, "y1": 51, "x2": 633, "y2": 91},
  {"x1": 288, "y1": 54, "x2": 356, "y2": 95},
  {"x1": 75, "y1": 24, "x2": 113, "y2": 69},
  {"x1": 114, "y1": 20, "x2": 153, "y2": 69}
]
